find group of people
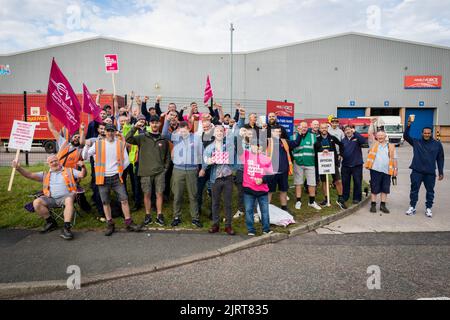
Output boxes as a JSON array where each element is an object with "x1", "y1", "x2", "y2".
[{"x1": 12, "y1": 90, "x2": 445, "y2": 240}]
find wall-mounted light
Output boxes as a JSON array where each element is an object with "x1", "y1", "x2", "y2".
[
  {"x1": 155, "y1": 83, "x2": 160, "y2": 90},
  {"x1": 404, "y1": 66, "x2": 408, "y2": 71},
  {"x1": 334, "y1": 67, "x2": 338, "y2": 71}
]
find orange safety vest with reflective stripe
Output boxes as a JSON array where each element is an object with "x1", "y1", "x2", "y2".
[
  {"x1": 95, "y1": 139, "x2": 125, "y2": 185},
  {"x1": 42, "y1": 168, "x2": 77, "y2": 197},
  {"x1": 57, "y1": 141, "x2": 82, "y2": 169},
  {"x1": 266, "y1": 138, "x2": 294, "y2": 176},
  {"x1": 364, "y1": 142, "x2": 396, "y2": 176}
]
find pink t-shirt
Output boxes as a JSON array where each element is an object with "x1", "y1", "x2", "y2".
[
  {"x1": 183, "y1": 112, "x2": 203, "y2": 122},
  {"x1": 242, "y1": 150, "x2": 273, "y2": 192}
]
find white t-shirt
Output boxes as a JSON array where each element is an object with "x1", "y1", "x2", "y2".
[{"x1": 84, "y1": 139, "x2": 130, "y2": 177}]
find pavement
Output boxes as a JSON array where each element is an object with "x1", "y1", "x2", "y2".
[
  {"x1": 317, "y1": 143, "x2": 450, "y2": 234},
  {"x1": 19, "y1": 231, "x2": 450, "y2": 300}
]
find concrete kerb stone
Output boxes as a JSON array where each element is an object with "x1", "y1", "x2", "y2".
[
  {"x1": 0, "y1": 280, "x2": 66, "y2": 299},
  {"x1": 0, "y1": 196, "x2": 369, "y2": 299}
]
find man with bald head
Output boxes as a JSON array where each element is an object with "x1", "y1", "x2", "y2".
[{"x1": 12, "y1": 155, "x2": 86, "y2": 240}]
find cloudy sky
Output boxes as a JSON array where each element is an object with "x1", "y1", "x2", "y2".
[{"x1": 1, "y1": 0, "x2": 450, "y2": 54}]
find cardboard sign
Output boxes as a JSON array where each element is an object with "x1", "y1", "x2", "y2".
[
  {"x1": 104, "y1": 54, "x2": 119, "y2": 73},
  {"x1": 212, "y1": 151, "x2": 230, "y2": 164},
  {"x1": 318, "y1": 152, "x2": 335, "y2": 175},
  {"x1": 8, "y1": 120, "x2": 37, "y2": 152}
]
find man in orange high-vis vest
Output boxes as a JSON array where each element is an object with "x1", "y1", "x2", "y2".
[
  {"x1": 12, "y1": 155, "x2": 86, "y2": 240},
  {"x1": 364, "y1": 131, "x2": 398, "y2": 214},
  {"x1": 83, "y1": 124, "x2": 141, "y2": 236}
]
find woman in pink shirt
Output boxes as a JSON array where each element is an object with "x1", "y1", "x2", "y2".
[{"x1": 242, "y1": 141, "x2": 274, "y2": 236}]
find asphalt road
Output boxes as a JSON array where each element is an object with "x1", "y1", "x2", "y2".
[{"x1": 22, "y1": 231, "x2": 450, "y2": 300}]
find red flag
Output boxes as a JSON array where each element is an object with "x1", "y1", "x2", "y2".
[
  {"x1": 82, "y1": 84, "x2": 103, "y2": 123},
  {"x1": 46, "y1": 58, "x2": 81, "y2": 135},
  {"x1": 204, "y1": 75, "x2": 213, "y2": 104}
]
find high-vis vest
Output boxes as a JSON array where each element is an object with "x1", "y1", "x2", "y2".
[
  {"x1": 42, "y1": 168, "x2": 77, "y2": 197},
  {"x1": 267, "y1": 138, "x2": 294, "y2": 176},
  {"x1": 95, "y1": 139, "x2": 125, "y2": 185},
  {"x1": 364, "y1": 142, "x2": 396, "y2": 176},
  {"x1": 292, "y1": 132, "x2": 316, "y2": 167},
  {"x1": 57, "y1": 141, "x2": 82, "y2": 169}
]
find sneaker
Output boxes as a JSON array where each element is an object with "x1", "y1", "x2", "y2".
[
  {"x1": 425, "y1": 208, "x2": 433, "y2": 218},
  {"x1": 254, "y1": 213, "x2": 260, "y2": 223},
  {"x1": 155, "y1": 214, "x2": 165, "y2": 226},
  {"x1": 405, "y1": 207, "x2": 417, "y2": 216},
  {"x1": 295, "y1": 201, "x2": 302, "y2": 210},
  {"x1": 143, "y1": 214, "x2": 152, "y2": 226},
  {"x1": 336, "y1": 200, "x2": 347, "y2": 210},
  {"x1": 209, "y1": 225, "x2": 220, "y2": 233},
  {"x1": 263, "y1": 230, "x2": 274, "y2": 235},
  {"x1": 126, "y1": 222, "x2": 142, "y2": 232},
  {"x1": 224, "y1": 227, "x2": 236, "y2": 236},
  {"x1": 233, "y1": 210, "x2": 244, "y2": 219},
  {"x1": 40, "y1": 220, "x2": 58, "y2": 234},
  {"x1": 247, "y1": 232, "x2": 256, "y2": 236},
  {"x1": 192, "y1": 219, "x2": 203, "y2": 228},
  {"x1": 370, "y1": 203, "x2": 377, "y2": 213},
  {"x1": 105, "y1": 222, "x2": 115, "y2": 236},
  {"x1": 308, "y1": 202, "x2": 322, "y2": 210},
  {"x1": 171, "y1": 218, "x2": 182, "y2": 227},
  {"x1": 286, "y1": 195, "x2": 290, "y2": 201},
  {"x1": 60, "y1": 227, "x2": 74, "y2": 240},
  {"x1": 352, "y1": 200, "x2": 360, "y2": 205},
  {"x1": 380, "y1": 204, "x2": 390, "y2": 214},
  {"x1": 319, "y1": 199, "x2": 328, "y2": 206}
]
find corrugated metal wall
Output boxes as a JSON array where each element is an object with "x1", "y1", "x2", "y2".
[{"x1": 1, "y1": 34, "x2": 449, "y2": 123}]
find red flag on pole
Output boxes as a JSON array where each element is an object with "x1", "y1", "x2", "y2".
[
  {"x1": 82, "y1": 84, "x2": 103, "y2": 123},
  {"x1": 46, "y1": 58, "x2": 81, "y2": 135},
  {"x1": 204, "y1": 75, "x2": 213, "y2": 104}
]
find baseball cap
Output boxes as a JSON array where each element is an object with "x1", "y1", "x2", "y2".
[
  {"x1": 331, "y1": 117, "x2": 339, "y2": 122},
  {"x1": 105, "y1": 124, "x2": 117, "y2": 132},
  {"x1": 137, "y1": 115, "x2": 146, "y2": 121}
]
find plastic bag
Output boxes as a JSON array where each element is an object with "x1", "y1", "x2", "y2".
[{"x1": 256, "y1": 204, "x2": 296, "y2": 227}]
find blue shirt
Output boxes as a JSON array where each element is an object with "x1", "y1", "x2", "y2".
[
  {"x1": 37, "y1": 169, "x2": 81, "y2": 198},
  {"x1": 341, "y1": 132, "x2": 367, "y2": 167},
  {"x1": 371, "y1": 143, "x2": 397, "y2": 175},
  {"x1": 404, "y1": 125, "x2": 445, "y2": 175}
]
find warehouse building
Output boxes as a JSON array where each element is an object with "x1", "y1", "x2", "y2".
[{"x1": 0, "y1": 32, "x2": 449, "y2": 140}]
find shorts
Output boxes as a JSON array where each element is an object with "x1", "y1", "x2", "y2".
[
  {"x1": 320, "y1": 165, "x2": 341, "y2": 183},
  {"x1": 98, "y1": 174, "x2": 128, "y2": 205},
  {"x1": 141, "y1": 171, "x2": 165, "y2": 194},
  {"x1": 294, "y1": 164, "x2": 316, "y2": 186},
  {"x1": 269, "y1": 172, "x2": 289, "y2": 193},
  {"x1": 370, "y1": 170, "x2": 391, "y2": 194},
  {"x1": 40, "y1": 194, "x2": 75, "y2": 208}
]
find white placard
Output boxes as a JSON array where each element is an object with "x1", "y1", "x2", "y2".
[
  {"x1": 318, "y1": 151, "x2": 335, "y2": 175},
  {"x1": 8, "y1": 120, "x2": 37, "y2": 152}
]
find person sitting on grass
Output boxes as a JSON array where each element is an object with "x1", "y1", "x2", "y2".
[{"x1": 12, "y1": 155, "x2": 86, "y2": 240}]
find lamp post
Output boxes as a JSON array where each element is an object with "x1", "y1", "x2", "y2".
[{"x1": 230, "y1": 23, "x2": 235, "y2": 113}]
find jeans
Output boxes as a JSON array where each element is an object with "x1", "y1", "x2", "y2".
[
  {"x1": 244, "y1": 192, "x2": 270, "y2": 234},
  {"x1": 341, "y1": 165, "x2": 363, "y2": 202},
  {"x1": 410, "y1": 170, "x2": 436, "y2": 209},
  {"x1": 234, "y1": 170, "x2": 245, "y2": 212}
]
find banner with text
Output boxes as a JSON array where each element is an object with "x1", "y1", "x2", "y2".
[
  {"x1": 318, "y1": 152, "x2": 335, "y2": 175},
  {"x1": 8, "y1": 120, "x2": 37, "y2": 152},
  {"x1": 266, "y1": 100, "x2": 295, "y2": 136}
]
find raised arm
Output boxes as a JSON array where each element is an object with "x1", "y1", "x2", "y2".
[
  {"x1": 79, "y1": 123, "x2": 86, "y2": 147},
  {"x1": 46, "y1": 111, "x2": 60, "y2": 140},
  {"x1": 155, "y1": 95, "x2": 162, "y2": 116},
  {"x1": 12, "y1": 160, "x2": 42, "y2": 182},
  {"x1": 95, "y1": 88, "x2": 104, "y2": 107},
  {"x1": 403, "y1": 120, "x2": 415, "y2": 146},
  {"x1": 161, "y1": 119, "x2": 172, "y2": 140}
]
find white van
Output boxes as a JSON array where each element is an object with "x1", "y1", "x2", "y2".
[{"x1": 377, "y1": 116, "x2": 404, "y2": 146}]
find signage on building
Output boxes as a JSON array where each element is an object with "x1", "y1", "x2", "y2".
[
  {"x1": 266, "y1": 100, "x2": 295, "y2": 136},
  {"x1": 104, "y1": 54, "x2": 119, "y2": 73},
  {"x1": 404, "y1": 76, "x2": 442, "y2": 89},
  {"x1": 350, "y1": 101, "x2": 356, "y2": 106},
  {"x1": 384, "y1": 101, "x2": 389, "y2": 107},
  {"x1": 419, "y1": 101, "x2": 425, "y2": 107}
]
